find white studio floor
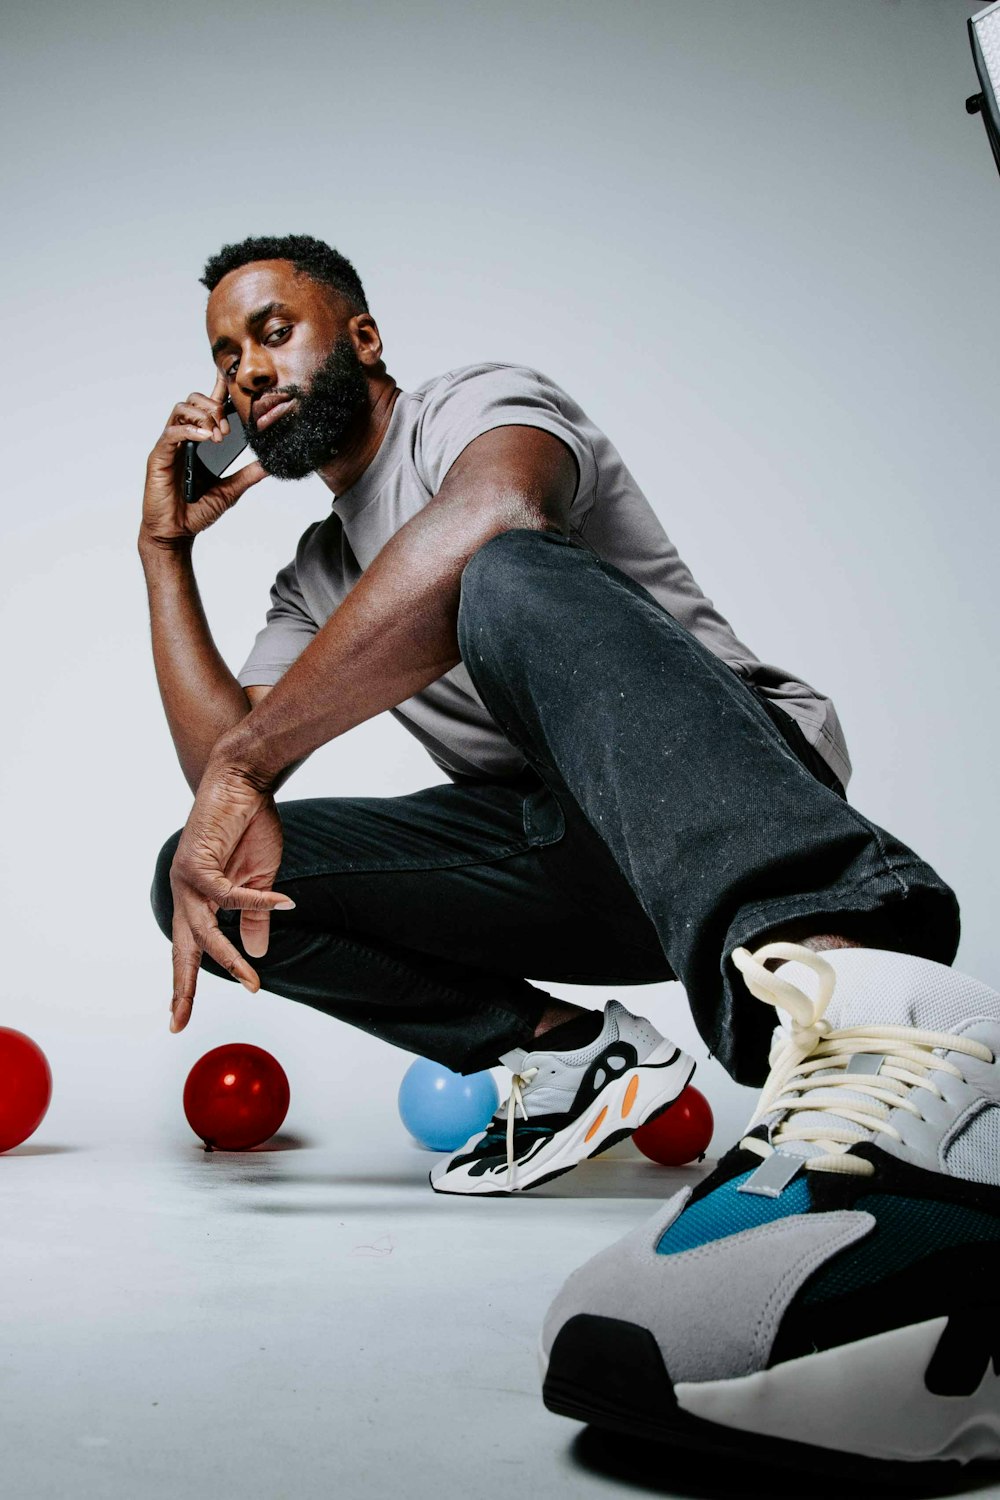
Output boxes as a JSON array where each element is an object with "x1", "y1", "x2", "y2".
[{"x1": 6, "y1": 1119, "x2": 1000, "y2": 1500}]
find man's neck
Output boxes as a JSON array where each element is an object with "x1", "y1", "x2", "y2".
[{"x1": 316, "y1": 377, "x2": 401, "y2": 496}]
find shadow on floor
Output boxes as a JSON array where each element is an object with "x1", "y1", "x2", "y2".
[
  {"x1": 178, "y1": 1154, "x2": 703, "y2": 1203},
  {"x1": 179, "y1": 1130, "x2": 315, "y2": 1157},
  {"x1": 255, "y1": 1131, "x2": 313, "y2": 1152},
  {"x1": 531, "y1": 1159, "x2": 706, "y2": 1199},
  {"x1": 568, "y1": 1427, "x2": 1000, "y2": 1499},
  {"x1": 225, "y1": 1172, "x2": 694, "y2": 1207},
  {"x1": 4, "y1": 1143, "x2": 82, "y2": 1156}
]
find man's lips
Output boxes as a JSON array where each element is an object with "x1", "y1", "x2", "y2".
[{"x1": 252, "y1": 394, "x2": 296, "y2": 431}]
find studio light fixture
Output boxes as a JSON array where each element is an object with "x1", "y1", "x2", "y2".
[{"x1": 967, "y1": 1, "x2": 1000, "y2": 178}]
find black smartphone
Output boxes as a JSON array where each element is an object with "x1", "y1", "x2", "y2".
[{"x1": 182, "y1": 398, "x2": 250, "y2": 503}]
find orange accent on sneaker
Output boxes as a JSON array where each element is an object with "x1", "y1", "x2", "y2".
[
  {"x1": 585, "y1": 1106, "x2": 608, "y2": 1143},
  {"x1": 621, "y1": 1075, "x2": 640, "y2": 1117}
]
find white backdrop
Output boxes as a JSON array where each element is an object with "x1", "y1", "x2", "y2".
[{"x1": 1, "y1": 0, "x2": 997, "y2": 1155}]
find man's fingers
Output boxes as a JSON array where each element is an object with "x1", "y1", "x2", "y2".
[
  {"x1": 169, "y1": 895, "x2": 275, "y2": 1029},
  {"x1": 216, "y1": 460, "x2": 268, "y2": 504},
  {"x1": 175, "y1": 461, "x2": 266, "y2": 535},
  {"x1": 185, "y1": 390, "x2": 230, "y2": 435},
  {"x1": 170, "y1": 940, "x2": 202, "y2": 1032},
  {"x1": 165, "y1": 423, "x2": 221, "y2": 451},
  {"x1": 169, "y1": 995, "x2": 192, "y2": 1033},
  {"x1": 206, "y1": 372, "x2": 231, "y2": 434},
  {"x1": 173, "y1": 402, "x2": 224, "y2": 438},
  {"x1": 240, "y1": 908, "x2": 271, "y2": 959},
  {"x1": 209, "y1": 882, "x2": 294, "y2": 914},
  {"x1": 200, "y1": 926, "x2": 262, "y2": 992}
]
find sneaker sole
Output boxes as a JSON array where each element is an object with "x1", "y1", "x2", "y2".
[
  {"x1": 429, "y1": 1042, "x2": 695, "y2": 1197},
  {"x1": 541, "y1": 1311, "x2": 1000, "y2": 1474}
]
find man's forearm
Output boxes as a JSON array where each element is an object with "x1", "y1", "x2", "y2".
[
  {"x1": 206, "y1": 425, "x2": 577, "y2": 789},
  {"x1": 211, "y1": 497, "x2": 524, "y2": 786},
  {"x1": 139, "y1": 536, "x2": 252, "y2": 793}
]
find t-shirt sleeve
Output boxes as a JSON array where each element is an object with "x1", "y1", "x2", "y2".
[
  {"x1": 414, "y1": 364, "x2": 597, "y2": 505},
  {"x1": 236, "y1": 552, "x2": 319, "y2": 688}
]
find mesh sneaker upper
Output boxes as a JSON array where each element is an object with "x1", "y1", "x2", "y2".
[{"x1": 734, "y1": 946, "x2": 1000, "y2": 1182}]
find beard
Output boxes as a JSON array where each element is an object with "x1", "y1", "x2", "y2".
[{"x1": 246, "y1": 334, "x2": 370, "y2": 480}]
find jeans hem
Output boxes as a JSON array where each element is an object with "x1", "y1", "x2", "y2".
[
  {"x1": 708, "y1": 862, "x2": 962, "y2": 1086},
  {"x1": 722, "y1": 861, "x2": 960, "y2": 962}
]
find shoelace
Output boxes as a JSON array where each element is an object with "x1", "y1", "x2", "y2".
[
  {"x1": 503, "y1": 1067, "x2": 539, "y2": 1187},
  {"x1": 731, "y1": 941, "x2": 994, "y2": 1178}
]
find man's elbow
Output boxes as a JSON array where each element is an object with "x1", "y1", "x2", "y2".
[{"x1": 496, "y1": 491, "x2": 571, "y2": 538}]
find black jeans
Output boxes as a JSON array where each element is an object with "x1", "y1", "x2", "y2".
[{"x1": 150, "y1": 530, "x2": 960, "y2": 1088}]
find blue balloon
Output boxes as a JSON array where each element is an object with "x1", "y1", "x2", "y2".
[{"x1": 398, "y1": 1057, "x2": 500, "y2": 1152}]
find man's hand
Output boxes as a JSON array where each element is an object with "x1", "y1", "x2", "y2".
[
  {"x1": 168, "y1": 766, "x2": 295, "y2": 1034},
  {"x1": 140, "y1": 371, "x2": 267, "y2": 550}
]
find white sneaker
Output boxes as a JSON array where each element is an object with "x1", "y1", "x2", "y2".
[
  {"x1": 541, "y1": 943, "x2": 1000, "y2": 1472},
  {"x1": 429, "y1": 1001, "x2": 695, "y2": 1196}
]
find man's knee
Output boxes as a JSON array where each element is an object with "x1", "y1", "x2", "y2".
[
  {"x1": 458, "y1": 527, "x2": 571, "y2": 650},
  {"x1": 150, "y1": 828, "x2": 183, "y2": 940}
]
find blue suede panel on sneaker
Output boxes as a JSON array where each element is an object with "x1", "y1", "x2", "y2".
[
  {"x1": 801, "y1": 1194, "x2": 1000, "y2": 1302},
  {"x1": 656, "y1": 1172, "x2": 812, "y2": 1255}
]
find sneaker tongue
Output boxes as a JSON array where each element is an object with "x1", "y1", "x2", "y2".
[
  {"x1": 760, "y1": 948, "x2": 1000, "y2": 1157},
  {"x1": 778, "y1": 948, "x2": 999, "y2": 1034}
]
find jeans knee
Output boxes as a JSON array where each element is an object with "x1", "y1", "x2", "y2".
[
  {"x1": 461, "y1": 526, "x2": 552, "y2": 597},
  {"x1": 458, "y1": 527, "x2": 565, "y2": 650},
  {"x1": 150, "y1": 828, "x2": 183, "y2": 939}
]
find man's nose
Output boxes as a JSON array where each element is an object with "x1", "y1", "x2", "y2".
[{"x1": 238, "y1": 348, "x2": 277, "y2": 394}]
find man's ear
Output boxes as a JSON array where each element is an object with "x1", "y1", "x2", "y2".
[{"x1": 351, "y1": 313, "x2": 384, "y2": 368}]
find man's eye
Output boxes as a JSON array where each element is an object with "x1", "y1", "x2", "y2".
[{"x1": 265, "y1": 325, "x2": 292, "y2": 344}]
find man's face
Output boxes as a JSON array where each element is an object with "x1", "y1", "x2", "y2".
[{"x1": 205, "y1": 259, "x2": 370, "y2": 480}]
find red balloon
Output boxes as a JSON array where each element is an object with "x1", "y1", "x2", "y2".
[
  {"x1": 633, "y1": 1085, "x2": 714, "y2": 1166},
  {"x1": 0, "y1": 1028, "x2": 53, "y2": 1153},
  {"x1": 183, "y1": 1044, "x2": 290, "y2": 1150}
]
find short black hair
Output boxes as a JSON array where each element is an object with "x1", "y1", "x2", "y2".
[{"x1": 200, "y1": 234, "x2": 368, "y2": 313}]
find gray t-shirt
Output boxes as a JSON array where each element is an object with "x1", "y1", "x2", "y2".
[{"x1": 237, "y1": 362, "x2": 852, "y2": 790}]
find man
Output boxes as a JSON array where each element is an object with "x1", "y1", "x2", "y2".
[{"x1": 145, "y1": 234, "x2": 1000, "y2": 1471}]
